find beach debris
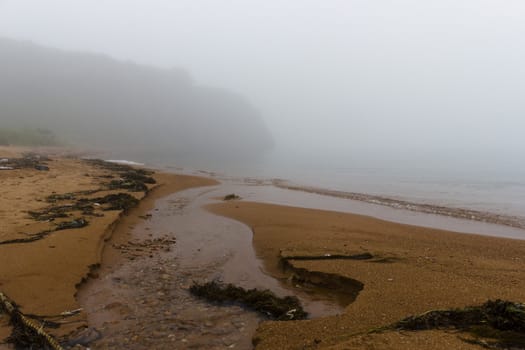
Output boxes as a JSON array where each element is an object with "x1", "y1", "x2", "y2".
[
  {"x1": 376, "y1": 299, "x2": 525, "y2": 349},
  {"x1": 223, "y1": 194, "x2": 241, "y2": 201},
  {"x1": 0, "y1": 166, "x2": 14, "y2": 170},
  {"x1": 189, "y1": 281, "x2": 308, "y2": 320},
  {"x1": 0, "y1": 292, "x2": 64, "y2": 350},
  {"x1": 59, "y1": 308, "x2": 83, "y2": 317}
]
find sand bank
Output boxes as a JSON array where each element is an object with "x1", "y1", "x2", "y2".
[
  {"x1": 207, "y1": 201, "x2": 525, "y2": 349},
  {"x1": 0, "y1": 146, "x2": 217, "y2": 346}
]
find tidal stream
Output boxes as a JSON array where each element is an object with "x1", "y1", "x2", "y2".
[{"x1": 78, "y1": 183, "x2": 344, "y2": 350}]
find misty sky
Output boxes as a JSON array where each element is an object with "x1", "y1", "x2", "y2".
[{"x1": 1, "y1": 0, "x2": 524, "y2": 164}]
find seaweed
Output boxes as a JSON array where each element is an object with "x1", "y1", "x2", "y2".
[
  {"x1": 0, "y1": 218, "x2": 88, "y2": 245},
  {"x1": 381, "y1": 299, "x2": 525, "y2": 349},
  {"x1": 108, "y1": 179, "x2": 148, "y2": 192},
  {"x1": 223, "y1": 194, "x2": 241, "y2": 201},
  {"x1": 95, "y1": 193, "x2": 139, "y2": 211},
  {"x1": 121, "y1": 171, "x2": 156, "y2": 184},
  {"x1": 1, "y1": 153, "x2": 50, "y2": 171},
  {"x1": 28, "y1": 201, "x2": 95, "y2": 221},
  {"x1": 392, "y1": 300, "x2": 525, "y2": 332},
  {"x1": 83, "y1": 159, "x2": 155, "y2": 192},
  {"x1": 0, "y1": 292, "x2": 64, "y2": 350},
  {"x1": 46, "y1": 193, "x2": 77, "y2": 202},
  {"x1": 0, "y1": 230, "x2": 54, "y2": 245},
  {"x1": 1, "y1": 191, "x2": 140, "y2": 245},
  {"x1": 30, "y1": 192, "x2": 138, "y2": 223},
  {"x1": 55, "y1": 218, "x2": 88, "y2": 231},
  {"x1": 189, "y1": 281, "x2": 308, "y2": 320},
  {"x1": 83, "y1": 159, "x2": 153, "y2": 177}
]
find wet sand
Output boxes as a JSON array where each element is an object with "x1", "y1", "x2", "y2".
[
  {"x1": 207, "y1": 201, "x2": 525, "y2": 349},
  {"x1": 77, "y1": 185, "x2": 348, "y2": 350}
]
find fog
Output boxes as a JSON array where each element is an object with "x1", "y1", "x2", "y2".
[{"x1": 1, "y1": 1, "x2": 525, "y2": 172}]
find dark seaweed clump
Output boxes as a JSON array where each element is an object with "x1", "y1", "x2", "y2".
[
  {"x1": 30, "y1": 193, "x2": 138, "y2": 222},
  {"x1": 95, "y1": 193, "x2": 139, "y2": 211},
  {"x1": 0, "y1": 292, "x2": 62, "y2": 350},
  {"x1": 6, "y1": 314, "x2": 58, "y2": 350},
  {"x1": 1, "y1": 293, "x2": 63, "y2": 350},
  {"x1": 389, "y1": 299, "x2": 525, "y2": 349},
  {"x1": 223, "y1": 194, "x2": 241, "y2": 201},
  {"x1": 55, "y1": 218, "x2": 88, "y2": 231},
  {"x1": 83, "y1": 159, "x2": 156, "y2": 192},
  {"x1": 29, "y1": 201, "x2": 96, "y2": 221},
  {"x1": 1, "y1": 193, "x2": 139, "y2": 246},
  {"x1": 189, "y1": 281, "x2": 307, "y2": 321},
  {"x1": 45, "y1": 190, "x2": 100, "y2": 203},
  {"x1": 108, "y1": 179, "x2": 148, "y2": 192},
  {"x1": 2, "y1": 153, "x2": 50, "y2": 171}
]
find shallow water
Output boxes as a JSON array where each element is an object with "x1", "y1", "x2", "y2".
[{"x1": 79, "y1": 183, "x2": 347, "y2": 350}]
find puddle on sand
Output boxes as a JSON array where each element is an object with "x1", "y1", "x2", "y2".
[{"x1": 78, "y1": 185, "x2": 347, "y2": 350}]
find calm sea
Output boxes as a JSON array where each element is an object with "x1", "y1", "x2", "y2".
[{"x1": 103, "y1": 149, "x2": 525, "y2": 219}]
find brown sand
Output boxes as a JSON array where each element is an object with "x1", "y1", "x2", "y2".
[
  {"x1": 207, "y1": 201, "x2": 525, "y2": 349},
  {"x1": 0, "y1": 146, "x2": 217, "y2": 345}
]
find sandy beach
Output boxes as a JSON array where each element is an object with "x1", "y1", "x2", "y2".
[
  {"x1": 0, "y1": 146, "x2": 217, "y2": 348},
  {"x1": 207, "y1": 201, "x2": 525, "y2": 349},
  {"x1": 1, "y1": 146, "x2": 525, "y2": 349}
]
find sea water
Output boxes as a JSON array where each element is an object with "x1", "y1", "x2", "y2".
[{"x1": 102, "y1": 148, "x2": 525, "y2": 219}]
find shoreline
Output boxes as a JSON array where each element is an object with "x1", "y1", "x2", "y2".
[{"x1": 273, "y1": 179, "x2": 525, "y2": 230}]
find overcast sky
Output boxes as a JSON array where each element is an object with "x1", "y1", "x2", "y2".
[{"x1": 1, "y1": 0, "x2": 524, "y2": 165}]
